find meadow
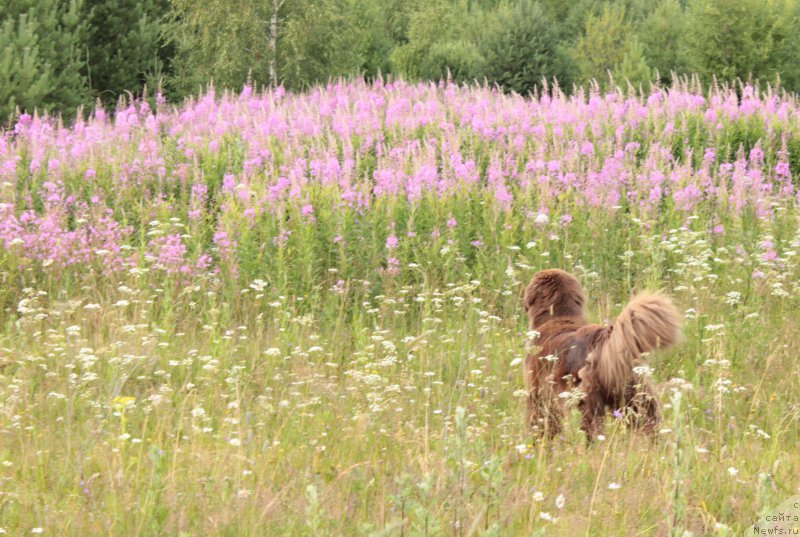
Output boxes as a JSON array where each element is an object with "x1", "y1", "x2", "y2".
[{"x1": 0, "y1": 78, "x2": 798, "y2": 535}]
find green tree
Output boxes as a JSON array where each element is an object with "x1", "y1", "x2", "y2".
[
  {"x1": 0, "y1": 0, "x2": 88, "y2": 123},
  {"x1": 279, "y1": 0, "x2": 375, "y2": 89},
  {"x1": 83, "y1": 0, "x2": 169, "y2": 106},
  {"x1": 350, "y1": 0, "x2": 395, "y2": 79},
  {"x1": 163, "y1": 0, "x2": 272, "y2": 95},
  {"x1": 482, "y1": 0, "x2": 566, "y2": 94},
  {"x1": 638, "y1": 0, "x2": 688, "y2": 86},
  {"x1": 684, "y1": 0, "x2": 778, "y2": 86},
  {"x1": 540, "y1": 0, "x2": 600, "y2": 40},
  {"x1": 0, "y1": 10, "x2": 50, "y2": 123},
  {"x1": 616, "y1": 37, "x2": 653, "y2": 90},
  {"x1": 164, "y1": 0, "x2": 385, "y2": 95},
  {"x1": 390, "y1": 0, "x2": 486, "y2": 83},
  {"x1": 571, "y1": 2, "x2": 647, "y2": 88},
  {"x1": 765, "y1": 0, "x2": 800, "y2": 93}
]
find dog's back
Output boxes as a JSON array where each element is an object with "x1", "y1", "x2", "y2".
[{"x1": 522, "y1": 269, "x2": 682, "y2": 439}]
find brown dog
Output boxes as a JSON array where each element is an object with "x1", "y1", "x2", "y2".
[{"x1": 522, "y1": 269, "x2": 682, "y2": 440}]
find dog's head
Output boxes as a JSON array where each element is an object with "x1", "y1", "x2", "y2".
[{"x1": 523, "y1": 269, "x2": 587, "y2": 328}]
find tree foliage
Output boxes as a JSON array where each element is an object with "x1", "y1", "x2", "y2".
[
  {"x1": 163, "y1": 0, "x2": 273, "y2": 94},
  {"x1": 279, "y1": 0, "x2": 374, "y2": 89},
  {"x1": 2, "y1": 0, "x2": 800, "y2": 124},
  {"x1": 684, "y1": 0, "x2": 778, "y2": 84},
  {"x1": 83, "y1": 0, "x2": 168, "y2": 106},
  {"x1": 638, "y1": 0, "x2": 687, "y2": 86},
  {"x1": 0, "y1": 0, "x2": 88, "y2": 122},
  {"x1": 391, "y1": 0, "x2": 486, "y2": 83},
  {"x1": 482, "y1": 0, "x2": 566, "y2": 94},
  {"x1": 571, "y1": 2, "x2": 639, "y2": 86}
]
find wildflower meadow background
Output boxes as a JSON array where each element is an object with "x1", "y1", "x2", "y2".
[{"x1": 0, "y1": 79, "x2": 798, "y2": 535}]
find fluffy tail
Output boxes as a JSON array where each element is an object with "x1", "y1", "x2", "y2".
[{"x1": 593, "y1": 292, "x2": 682, "y2": 398}]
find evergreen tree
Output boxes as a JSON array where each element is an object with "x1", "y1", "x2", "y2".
[
  {"x1": 0, "y1": 0, "x2": 88, "y2": 123},
  {"x1": 616, "y1": 37, "x2": 653, "y2": 90},
  {"x1": 83, "y1": 0, "x2": 169, "y2": 106},
  {"x1": 482, "y1": 0, "x2": 566, "y2": 94},
  {"x1": 0, "y1": 10, "x2": 50, "y2": 123}
]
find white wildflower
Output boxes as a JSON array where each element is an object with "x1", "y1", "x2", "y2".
[{"x1": 724, "y1": 291, "x2": 742, "y2": 305}]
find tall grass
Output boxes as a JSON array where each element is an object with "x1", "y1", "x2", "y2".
[{"x1": 0, "y1": 79, "x2": 798, "y2": 535}]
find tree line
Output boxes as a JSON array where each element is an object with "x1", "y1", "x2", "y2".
[{"x1": 2, "y1": 0, "x2": 800, "y2": 123}]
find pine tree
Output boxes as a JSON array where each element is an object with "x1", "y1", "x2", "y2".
[
  {"x1": 616, "y1": 38, "x2": 653, "y2": 91},
  {"x1": 0, "y1": 0, "x2": 88, "y2": 123},
  {"x1": 83, "y1": 0, "x2": 169, "y2": 106},
  {"x1": 0, "y1": 11, "x2": 50, "y2": 123},
  {"x1": 482, "y1": 0, "x2": 565, "y2": 94}
]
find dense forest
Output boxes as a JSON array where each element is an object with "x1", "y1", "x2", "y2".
[{"x1": 2, "y1": 0, "x2": 800, "y2": 123}]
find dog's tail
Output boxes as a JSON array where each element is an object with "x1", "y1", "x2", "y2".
[{"x1": 593, "y1": 292, "x2": 682, "y2": 398}]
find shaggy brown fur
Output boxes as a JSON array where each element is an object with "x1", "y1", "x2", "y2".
[{"x1": 522, "y1": 269, "x2": 682, "y2": 440}]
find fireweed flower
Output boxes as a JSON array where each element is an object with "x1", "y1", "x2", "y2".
[{"x1": 3, "y1": 84, "x2": 796, "y2": 534}]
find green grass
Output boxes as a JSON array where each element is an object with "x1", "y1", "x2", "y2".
[{"x1": 1, "y1": 205, "x2": 798, "y2": 536}]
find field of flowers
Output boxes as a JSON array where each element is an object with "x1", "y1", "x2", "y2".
[{"x1": 0, "y1": 78, "x2": 798, "y2": 535}]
